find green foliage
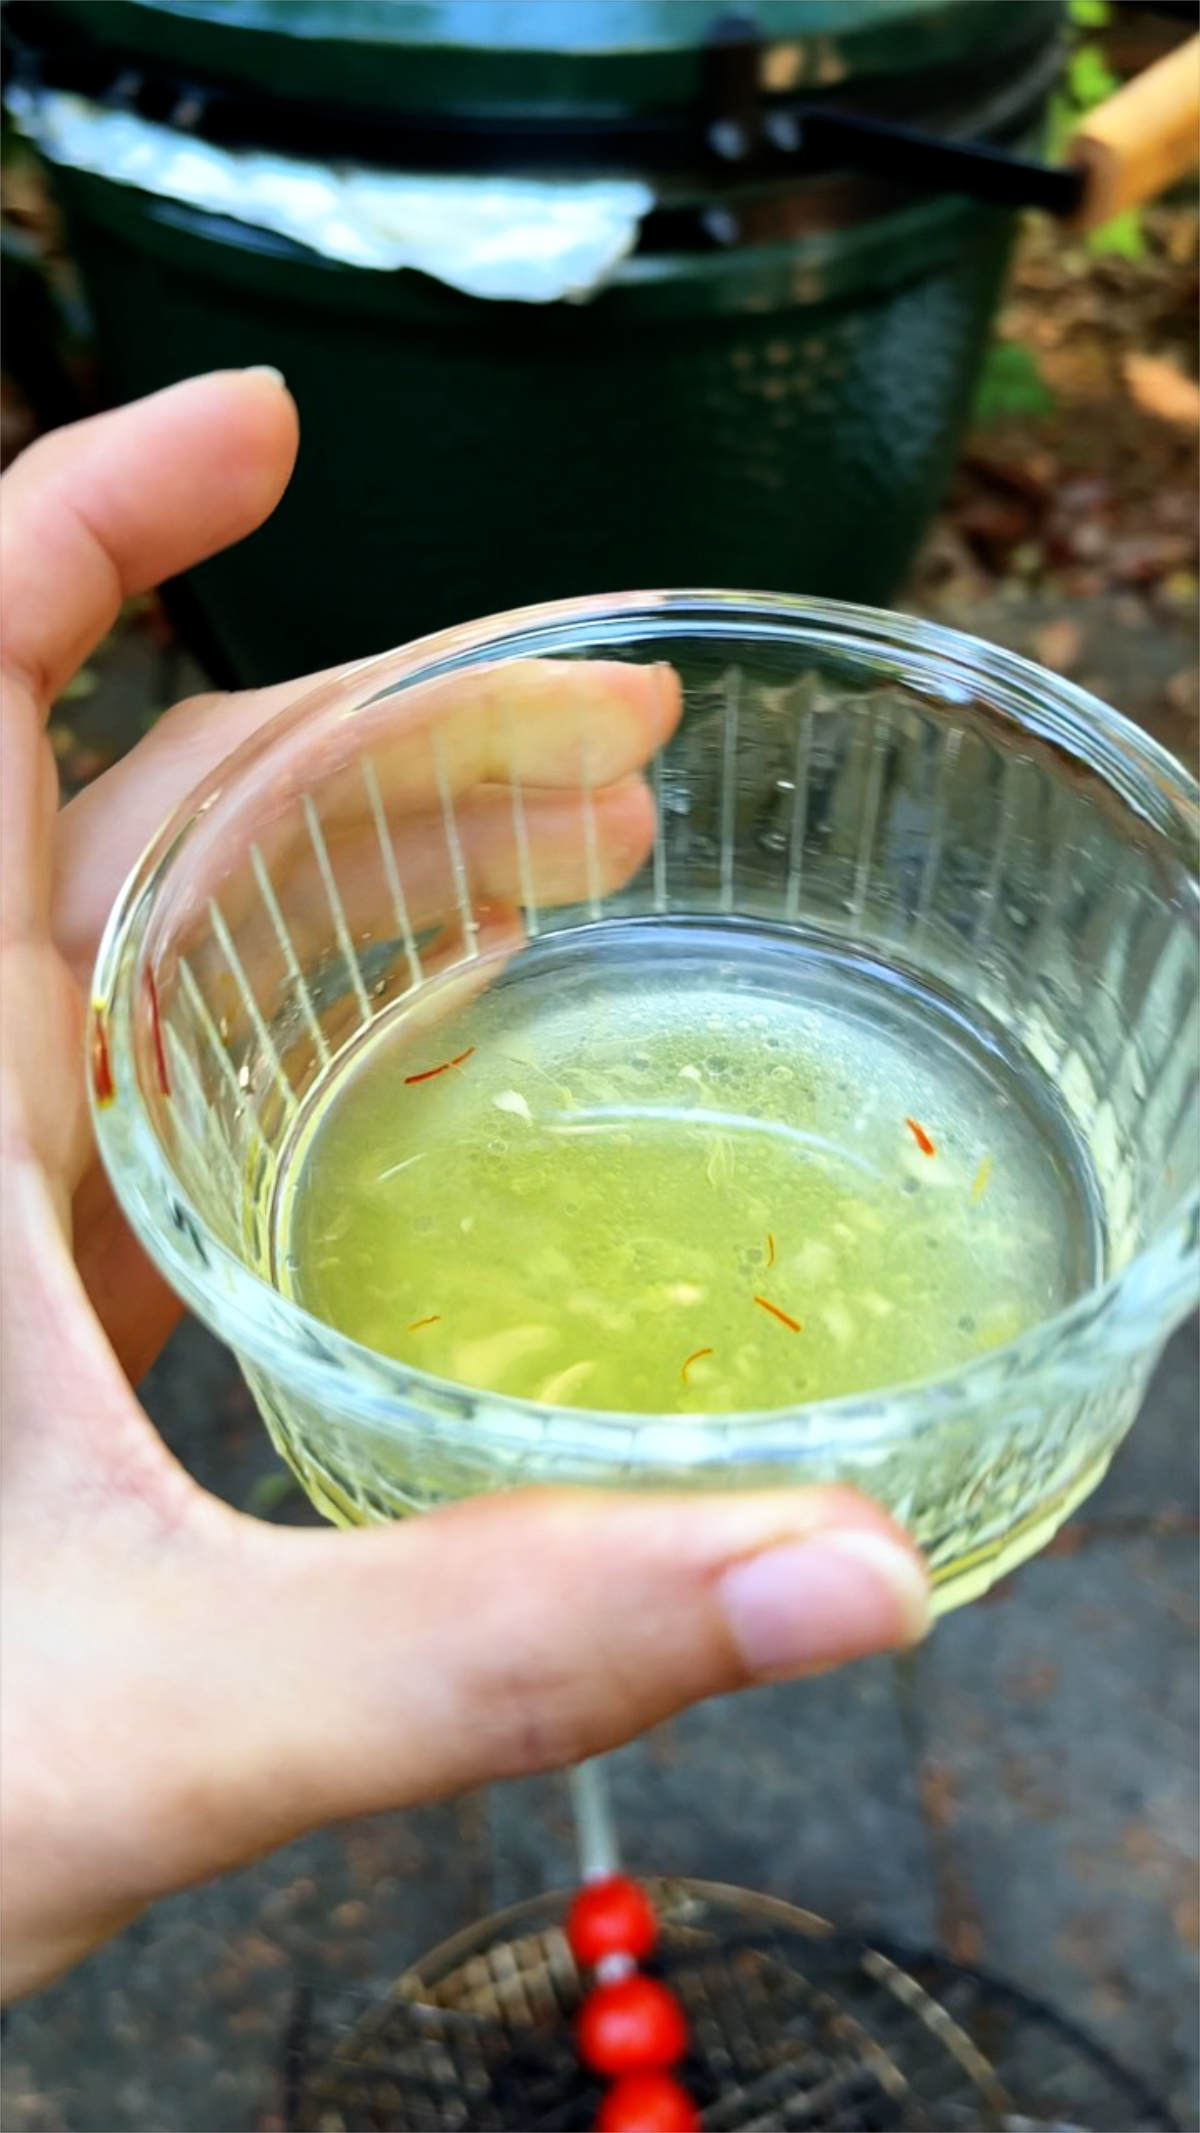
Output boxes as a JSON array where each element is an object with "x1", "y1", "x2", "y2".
[
  {"x1": 1089, "y1": 206, "x2": 1146, "y2": 259},
  {"x1": 1066, "y1": 43, "x2": 1120, "y2": 109},
  {"x1": 1049, "y1": 5, "x2": 1145, "y2": 259},
  {"x1": 971, "y1": 339, "x2": 1055, "y2": 424}
]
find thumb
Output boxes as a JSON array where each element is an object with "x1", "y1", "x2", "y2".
[{"x1": 147, "y1": 1484, "x2": 930, "y2": 1886}]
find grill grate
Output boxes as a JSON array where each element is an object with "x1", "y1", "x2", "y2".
[{"x1": 286, "y1": 1881, "x2": 1176, "y2": 2132}]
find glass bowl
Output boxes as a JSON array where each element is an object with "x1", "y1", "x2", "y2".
[{"x1": 90, "y1": 593, "x2": 1199, "y2": 1609}]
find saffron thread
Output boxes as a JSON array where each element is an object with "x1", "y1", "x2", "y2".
[
  {"x1": 405, "y1": 1046, "x2": 476, "y2": 1086},
  {"x1": 753, "y1": 1296, "x2": 803, "y2": 1333}
]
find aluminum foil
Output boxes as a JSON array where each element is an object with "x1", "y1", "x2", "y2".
[{"x1": 5, "y1": 84, "x2": 654, "y2": 302}]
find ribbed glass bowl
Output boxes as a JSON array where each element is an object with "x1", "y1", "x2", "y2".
[{"x1": 90, "y1": 594, "x2": 1199, "y2": 1609}]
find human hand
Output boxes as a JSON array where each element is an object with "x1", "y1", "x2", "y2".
[{"x1": 0, "y1": 372, "x2": 929, "y2": 2000}]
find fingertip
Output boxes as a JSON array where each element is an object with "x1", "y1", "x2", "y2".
[
  {"x1": 717, "y1": 1527, "x2": 931, "y2": 1681},
  {"x1": 1, "y1": 369, "x2": 303, "y2": 707},
  {"x1": 243, "y1": 364, "x2": 288, "y2": 391},
  {"x1": 236, "y1": 366, "x2": 300, "y2": 464},
  {"x1": 649, "y1": 660, "x2": 684, "y2": 747},
  {"x1": 137, "y1": 367, "x2": 300, "y2": 502},
  {"x1": 596, "y1": 658, "x2": 683, "y2": 755},
  {"x1": 201, "y1": 366, "x2": 300, "y2": 493}
]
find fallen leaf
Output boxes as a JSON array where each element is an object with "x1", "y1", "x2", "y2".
[
  {"x1": 1124, "y1": 351, "x2": 1200, "y2": 428},
  {"x1": 956, "y1": 495, "x2": 1036, "y2": 565},
  {"x1": 1033, "y1": 618, "x2": 1082, "y2": 673},
  {"x1": 1164, "y1": 667, "x2": 1199, "y2": 718},
  {"x1": 1111, "y1": 533, "x2": 1195, "y2": 586}
]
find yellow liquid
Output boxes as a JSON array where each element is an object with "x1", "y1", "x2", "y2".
[{"x1": 275, "y1": 926, "x2": 1095, "y2": 1415}]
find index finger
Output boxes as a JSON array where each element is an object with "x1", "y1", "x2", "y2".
[
  {"x1": 55, "y1": 659, "x2": 683, "y2": 981},
  {"x1": 0, "y1": 370, "x2": 298, "y2": 710}
]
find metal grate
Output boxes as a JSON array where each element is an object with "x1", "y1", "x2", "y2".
[{"x1": 286, "y1": 1880, "x2": 1176, "y2": 2132}]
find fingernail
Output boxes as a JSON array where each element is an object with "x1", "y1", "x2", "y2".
[
  {"x1": 718, "y1": 1529, "x2": 930, "y2": 1679},
  {"x1": 244, "y1": 365, "x2": 287, "y2": 389}
]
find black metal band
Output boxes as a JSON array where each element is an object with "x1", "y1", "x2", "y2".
[{"x1": 2, "y1": 3, "x2": 1082, "y2": 218}]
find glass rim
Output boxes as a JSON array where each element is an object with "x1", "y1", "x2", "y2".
[{"x1": 90, "y1": 589, "x2": 1200, "y2": 1464}]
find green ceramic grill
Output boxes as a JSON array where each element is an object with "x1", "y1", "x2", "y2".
[{"x1": 3, "y1": 0, "x2": 1070, "y2": 683}]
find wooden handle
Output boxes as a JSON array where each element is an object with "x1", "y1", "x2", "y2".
[{"x1": 1067, "y1": 34, "x2": 1200, "y2": 233}]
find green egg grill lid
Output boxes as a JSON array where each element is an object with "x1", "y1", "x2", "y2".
[{"x1": 13, "y1": 1, "x2": 1065, "y2": 140}]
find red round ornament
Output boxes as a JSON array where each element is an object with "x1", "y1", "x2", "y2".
[
  {"x1": 577, "y1": 1974, "x2": 689, "y2": 2076},
  {"x1": 567, "y1": 1876, "x2": 659, "y2": 1968},
  {"x1": 594, "y1": 2070, "x2": 700, "y2": 2132}
]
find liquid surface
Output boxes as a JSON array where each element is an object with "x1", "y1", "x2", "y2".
[{"x1": 275, "y1": 924, "x2": 1098, "y2": 1414}]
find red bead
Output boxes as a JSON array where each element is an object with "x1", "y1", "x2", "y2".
[
  {"x1": 594, "y1": 2072, "x2": 700, "y2": 2132},
  {"x1": 577, "y1": 1975, "x2": 688, "y2": 2076},
  {"x1": 567, "y1": 1876, "x2": 659, "y2": 1967}
]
